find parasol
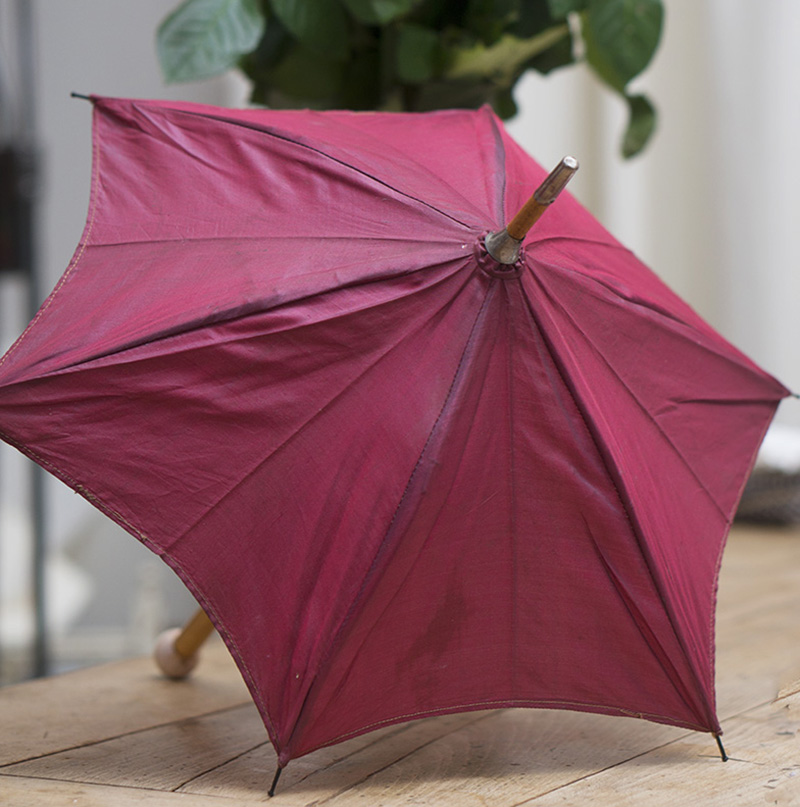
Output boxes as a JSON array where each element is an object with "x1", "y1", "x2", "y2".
[{"x1": 0, "y1": 96, "x2": 790, "y2": 793}]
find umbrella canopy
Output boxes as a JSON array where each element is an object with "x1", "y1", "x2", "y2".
[{"x1": 0, "y1": 96, "x2": 790, "y2": 768}]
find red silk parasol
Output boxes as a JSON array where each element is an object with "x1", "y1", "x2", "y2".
[{"x1": 0, "y1": 96, "x2": 789, "y2": 787}]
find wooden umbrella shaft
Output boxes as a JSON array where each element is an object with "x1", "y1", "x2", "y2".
[
  {"x1": 174, "y1": 608, "x2": 215, "y2": 659},
  {"x1": 506, "y1": 200, "x2": 549, "y2": 240},
  {"x1": 508, "y1": 156, "x2": 579, "y2": 238}
]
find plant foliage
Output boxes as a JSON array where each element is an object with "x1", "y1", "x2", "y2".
[{"x1": 157, "y1": 0, "x2": 664, "y2": 157}]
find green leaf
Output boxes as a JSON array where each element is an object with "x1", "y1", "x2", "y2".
[
  {"x1": 516, "y1": 2, "x2": 560, "y2": 37},
  {"x1": 465, "y1": 0, "x2": 519, "y2": 45},
  {"x1": 341, "y1": 0, "x2": 419, "y2": 25},
  {"x1": 444, "y1": 25, "x2": 569, "y2": 83},
  {"x1": 526, "y1": 30, "x2": 574, "y2": 74},
  {"x1": 492, "y1": 86, "x2": 518, "y2": 118},
  {"x1": 547, "y1": 0, "x2": 587, "y2": 18},
  {"x1": 341, "y1": 47, "x2": 384, "y2": 108},
  {"x1": 239, "y1": 15, "x2": 293, "y2": 81},
  {"x1": 396, "y1": 23, "x2": 441, "y2": 83},
  {"x1": 269, "y1": 0, "x2": 350, "y2": 61},
  {"x1": 263, "y1": 45, "x2": 345, "y2": 102},
  {"x1": 412, "y1": 77, "x2": 497, "y2": 112},
  {"x1": 158, "y1": 0, "x2": 266, "y2": 83},
  {"x1": 582, "y1": 0, "x2": 663, "y2": 92},
  {"x1": 409, "y1": 0, "x2": 464, "y2": 30},
  {"x1": 621, "y1": 93, "x2": 656, "y2": 158}
]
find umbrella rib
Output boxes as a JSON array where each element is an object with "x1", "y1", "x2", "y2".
[
  {"x1": 87, "y1": 234, "x2": 466, "y2": 249},
  {"x1": 166, "y1": 266, "x2": 480, "y2": 550},
  {"x1": 505, "y1": 285, "x2": 519, "y2": 695},
  {"x1": 524, "y1": 234, "x2": 631, "y2": 251},
  {"x1": 524, "y1": 245, "x2": 772, "y2": 379},
  {"x1": 291, "y1": 105, "x2": 503, "y2": 225},
  {"x1": 483, "y1": 108, "x2": 509, "y2": 227},
  {"x1": 538, "y1": 253, "x2": 709, "y2": 331},
  {"x1": 0, "y1": 254, "x2": 471, "y2": 385},
  {"x1": 544, "y1": 253, "x2": 791, "y2": 401},
  {"x1": 508, "y1": 278, "x2": 717, "y2": 725},
  {"x1": 166, "y1": 106, "x2": 477, "y2": 232},
  {"x1": 527, "y1": 268, "x2": 740, "y2": 522},
  {"x1": 284, "y1": 282, "x2": 500, "y2": 750},
  {"x1": 585, "y1": 518, "x2": 714, "y2": 724},
  {"x1": 518, "y1": 272, "x2": 725, "y2": 725}
]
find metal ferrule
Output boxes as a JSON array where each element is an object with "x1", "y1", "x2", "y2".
[{"x1": 484, "y1": 228, "x2": 522, "y2": 265}]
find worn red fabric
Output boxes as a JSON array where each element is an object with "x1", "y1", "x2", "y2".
[{"x1": 0, "y1": 97, "x2": 789, "y2": 764}]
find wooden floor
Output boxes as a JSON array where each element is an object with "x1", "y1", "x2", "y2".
[{"x1": 2, "y1": 525, "x2": 799, "y2": 806}]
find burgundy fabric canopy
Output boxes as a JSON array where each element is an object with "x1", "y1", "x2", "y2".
[{"x1": 0, "y1": 96, "x2": 789, "y2": 767}]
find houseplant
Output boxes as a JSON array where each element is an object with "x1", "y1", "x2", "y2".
[{"x1": 158, "y1": 0, "x2": 663, "y2": 157}]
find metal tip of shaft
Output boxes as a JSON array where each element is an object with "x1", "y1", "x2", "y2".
[
  {"x1": 533, "y1": 156, "x2": 579, "y2": 205},
  {"x1": 70, "y1": 92, "x2": 91, "y2": 101}
]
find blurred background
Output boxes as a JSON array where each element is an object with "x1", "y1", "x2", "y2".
[{"x1": 1, "y1": 0, "x2": 798, "y2": 684}]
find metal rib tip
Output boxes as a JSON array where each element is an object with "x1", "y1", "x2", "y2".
[
  {"x1": 533, "y1": 156, "x2": 579, "y2": 205},
  {"x1": 268, "y1": 765, "x2": 283, "y2": 797}
]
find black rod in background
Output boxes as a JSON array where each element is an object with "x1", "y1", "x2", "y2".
[{"x1": 15, "y1": 0, "x2": 49, "y2": 679}]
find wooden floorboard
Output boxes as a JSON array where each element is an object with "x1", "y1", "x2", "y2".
[
  {"x1": 1, "y1": 704, "x2": 266, "y2": 789},
  {"x1": 714, "y1": 525, "x2": 800, "y2": 718},
  {"x1": 0, "y1": 776, "x2": 271, "y2": 807},
  {"x1": 179, "y1": 711, "x2": 491, "y2": 803},
  {"x1": 0, "y1": 637, "x2": 250, "y2": 766},
  {"x1": 526, "y1": 692, "x2": 800, "y2": 806},
  {"x1": 305, "y1": 710, "x2": 688, "y2": 807},
  {"x1": 1, "y1": 525, "x2": 798, "y2": 806}
]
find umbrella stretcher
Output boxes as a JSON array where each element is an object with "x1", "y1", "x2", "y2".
[{"x1": 0, "y1": 97, "x2": 790, "y2": 793}]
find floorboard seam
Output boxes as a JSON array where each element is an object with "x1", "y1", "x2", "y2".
[{"x1": 0, "y1": 701, "x2": 255, "y2": 770}]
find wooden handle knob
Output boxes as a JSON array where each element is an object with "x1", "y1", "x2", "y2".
[{"x1": 154, "y1": 628, "x2": 200, "y2": 679}]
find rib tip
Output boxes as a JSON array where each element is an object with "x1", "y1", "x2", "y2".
[
  {"x1": 713, "y1": 732, "x2": 729, "y2": 762},
  {"x1": 268, "y1": 764, "x2": 283, "y2": 797}
]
